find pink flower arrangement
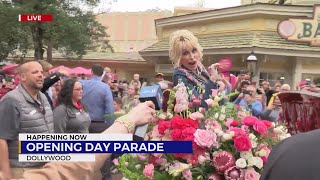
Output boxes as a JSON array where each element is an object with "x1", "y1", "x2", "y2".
[
  {"x1": 143, "y1": 164, "x2": 154, "y2": 179},
  {"x1": 115, "y1": 82, "x2": 291, "y2": 180}
]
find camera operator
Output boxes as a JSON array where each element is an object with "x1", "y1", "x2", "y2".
[{"x1": 234, "y1": 85, "x2": 263, "y2": 117}]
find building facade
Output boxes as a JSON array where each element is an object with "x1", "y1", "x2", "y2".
[{"x1": 140, "y1": 3, "x2": 320, "y2": 88}]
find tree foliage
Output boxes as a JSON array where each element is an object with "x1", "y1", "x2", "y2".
[{"x1": 0, "y1": 0, "x2": 113, "y2": 62}]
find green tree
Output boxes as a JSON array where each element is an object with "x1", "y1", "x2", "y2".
[
  {"x1": 0, "y1": 1, "x2": 33, "y2": 61},
  {"x1": 0, "y1": 0, "x2": 113, "y2": 62}
]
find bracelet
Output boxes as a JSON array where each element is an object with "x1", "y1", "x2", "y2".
[{"x1": 115, "y1": 115, "x2": 135, "y2": 133}]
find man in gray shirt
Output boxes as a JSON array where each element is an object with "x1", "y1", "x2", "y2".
[{"x1": 0, "y1": 61, "x2": 54, "y2": 180}]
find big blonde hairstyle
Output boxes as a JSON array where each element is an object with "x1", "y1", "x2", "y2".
[{"x1": 169, "y1": 30, "x2": 203, "y2": 68}]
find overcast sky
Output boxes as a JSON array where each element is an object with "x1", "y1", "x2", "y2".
[{"x1": 87, "y1": 0, "x2": 241, "y2": 12}]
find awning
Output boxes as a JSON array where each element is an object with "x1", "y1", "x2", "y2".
[{"x1": 139, "y1": 32, "x2": 320, "y2": 57}]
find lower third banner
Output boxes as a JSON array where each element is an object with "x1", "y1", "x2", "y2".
[{"x1": 20, "y1": 141, "x2": 193, "y2": 154}]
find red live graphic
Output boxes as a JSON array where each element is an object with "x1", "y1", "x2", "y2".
[{"x1": 19, "y1": 14, "x2": 52, "y2": 22}]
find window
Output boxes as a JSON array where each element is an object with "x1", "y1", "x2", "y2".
[
  {"x1": 302, "y1": 74, "x2": 320, "y2": 84},
  {"x1": 259, "y1": 72, "x2": 287, "y2": 86}
]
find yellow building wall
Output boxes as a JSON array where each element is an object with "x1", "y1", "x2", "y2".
[{"x1": 160, "y1": 17, "x2": 283, "y2": 39}]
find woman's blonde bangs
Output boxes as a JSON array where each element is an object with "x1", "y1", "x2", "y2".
[{"x1": 169, "y1": 30, "x2": 203, "y2": 67}]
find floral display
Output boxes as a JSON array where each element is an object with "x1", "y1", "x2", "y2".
[{"x1": 114, "y1": 82, "x2": 291, "y2": 180}]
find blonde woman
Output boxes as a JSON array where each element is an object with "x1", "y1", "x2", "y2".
[{"x1": 169, "y1": 29, "x2": 220, "y2": 108}]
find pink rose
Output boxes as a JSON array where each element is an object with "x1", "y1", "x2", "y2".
[
  {"x1": 190, "y1": 112, "x2": 204, "y2": 121},
  {"x1": 205, "y1": 99, "x2": 214, "y2": 107},
  {"x1": 228, "y1": 127, "x2": 246, "y2": 137},
  {"x1": 233, "y1": 134, "x2": 252, "y2": 152},
  {"x1": 241, "y1": 125, "x2": 250, "y2": 134},
  {"x1": 182, "y1": 169, "x2": 193, "y2": 180},
  {"x1": 153, "y1": 153, "x2": 163, "y2": 159},
  {"x1": 192, "y1": 99, "x2": 201, "y2": 106},
  {"x1": 253, "y1": 121, "x2": 268, "y2": 135},
  {"x1": 244, "y1": 168, "x2": 260, "y2": 180},
  {"x1": 212, "y1": 120, "x2": 222, "y2": 131},
  {"x1": 143, "y1": 164, "x2": 154, "y2": 179},
  {"x1": 155, "y1": 158, "x2": 167, "y2": 166},
  {"x1": 194, "y1": 129, "x2": 218, "y2": 148},
  {"x1": 226, "y1": 118, "x2": 234, "y2": 127},
  {"x1": 137, "y1": 154, "x2": 147, "y2": 161},
  {"x1": 211, "y1": 89, "x2": 218, "y2": 96},
  {"x1": 242, "y1": 116, "x2": 258, "y2": 126}
]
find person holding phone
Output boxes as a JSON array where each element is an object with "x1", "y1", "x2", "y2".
[
  {"x1": 234, "y1": 85, "x2": 263, "y2": 117},
  {"x1": 232, "y1": 69, "x2": 251, "y2": 93}
]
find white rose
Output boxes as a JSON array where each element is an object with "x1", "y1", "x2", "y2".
[
  {"x1": 273, "y1": 127, "x2": 284, "y2": 135},
  {"x1": 235, "y1": 158, "x2": 247, "y2": 169},
  {"x1": 222, "y1": 133, "x2": 232, "y2": 142},
  {"x1": 135, "y1": 164, "x2": 141, "y2": 169},
  {"x1": 214, "y1": 113, "x2": 219, "y2": 119},
  {"x1": 251, "y1": 140, "x2": 257, "y2": 148},
  {"x1": 229, "y1": 131, "x2": 235, "y2": 137},
  {"x1": 218, "y1": 131, "x2": 224, "y2": 137},
  {"x1": 214, "y1": 128, "x2": 220, "y2": 134},
  {"x1": 279, "y1": 135, "x2": 289, "y2": 141},
  {"x1": 249, "y1": 133, "x2": 257, "y2": 140},
  {"x1": 247, "y1": 157, "x2": 255, "y2": 167},
  {"x1": 198, "y1": 155, "x2": 207, "y2": 164},
  {"x1": 219, "y1": 114, "x2": 226, "y2": 121},
  {"x1": 256, "y1": 149, "x2": 267, "y2": 157},
  {"x1": 271, "y1": 122, "x2": 276, "y2": 128},
  {"x1": 254, "y1": 157, "x2": 263, "y2": 169},
  {"x1": 240, "y1": 151, "x2": 253, "y2": 160},
  {"x1": 221, "y1": 106, "x2": 226, "y2": 113},
  {"x1": 168, "y1": 162, "x2": 191, "y2": 177}
]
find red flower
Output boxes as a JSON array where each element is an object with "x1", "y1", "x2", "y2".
[
  {"x1": 233, "y1": 134, "x2": 252, "y2": 152},
  {"x1": 170, "y1": 129, "x2": 182, "y2": 140},
  {"x1": 262, "y1": 120, "x2": 272, "y2": 128},
  {"x1": 230, "y1": 120, "x2": 239, "y2": 127},
  {"x1": 253, "y1": 121, "x2": 268, "y2": 135},
  {"x1": 170, "y1": 116, "x2": 185, "y2": 129},
  {"x1": 158, "y1": 120, "x2": 170, "y2": 135},
  {"x1": 181, "y1": 127, "x2": 196, "y2": 141},
  {"x1": 173, "y1": 153, "x2": 188, "y2": 158},
  {"x1": 261, "y1": 156, "x2": 268, "y2": 164},
  {"x1": 241, "y1": 116, "x2": 258, "y2": 126},
  {"x1": 148, "y1": 154, "x2": 157, "y2": 164},
  {"x1": 193, "y1": 99, "x2": 201, "y2": 106},
  {"x1": 171, "y1": 116, "x2": 198, "y2": 130}
]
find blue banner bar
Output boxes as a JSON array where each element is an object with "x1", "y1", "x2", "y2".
[{"x1": 20, "y1": 141, "x2": 193, "y2": 154}]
